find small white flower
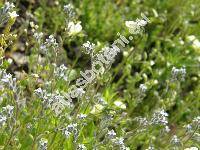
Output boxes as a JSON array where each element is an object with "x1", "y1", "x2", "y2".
[
  {"x1": 171, "y1": 135, "x2": 180, "y2": 145},
  {"x1": 139, "y1": 84, "x2": 147, "y2": 93},
  {"x1": 165, "y1": 126, "x2": 170, "y2": 133},
  {"x1": 68, "y1": 21, "x2": 82, "y2": 36},
  {"x1": 64, "y1": 130, "x2": 71, "y2": 138},
  {"x1": 77, "y1": 144, "x2": 87, "y2": 150},
  {"x1": 114, "y1": 101, "x2": 126, "y2": 109},
  {"x1": 63, "y1": 123, "x2": 78, "y2": 139},
  {"x1": 7, "y1": 58, "x2": 13, "y2": 64},
  {"x1": 77, "y1": 114, "x2": 87, "y2": 120},
  {"x1": 184, "y1": 147, "x2": 198, "y2": 150},
  {"x1": 151, "y1": 109, "x2": 168, "y2": 126},
  {"x1": 90, "y1": 104, "x2": 104, "y2": 114},
  {"x1": 136, "y1": 18, "x2": 147, "y2": 26},
  {"x1": 192, "y1": 39, "x2": 200, "y2": 51},
  {"x1": 8, "y1": 11, "x2": 18, "y2": 19},
  {"x1": 186, "y1": 35, "x2": 196, "y2": 42},
  {"x1": 107, "y1": 129, "x2": 116, "y2": 139}
]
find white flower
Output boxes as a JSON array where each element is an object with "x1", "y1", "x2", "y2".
[
  {"x1": 192, "y1": 39, "x2": 200, "y2": 51},
  {"x1": 63, "y1": 123, "x2": 78, "y2": 139},
  {"x1": 165, "y1": 126, "x2": 170, "y2": 133},
  {"x1": 139, "y1": 84, "x2": 147, "y2": 93},
  {"x1": 186, "y1": 35, "x2": 196, "y2": 42},
  {"x1": 171, "y1": 66, "x2": 186, "y2": 81},
  {"x1": 68, "y1": 21, "x2": 82, "y2": 36},
  {"x1": 90, "y1": 104, "x2": 104, "y2": 114},
  {"x1": 171, "y1": 135, "x2": 180, "y2": 145},
  {"x1": 151, "y1": 109, "x2": 168, "y2": 126},
  {"x1": 8, "y1": 11, "x2": 18, "y2": 19},
  {"x1": 136, "y1": 18, "x2": 147, "y2": 26},
  {"x1": 186, "y1": 35, "x2": 200, "y2": 51},
  {"x1": 114, "y1": 101, "x2": 126, "y2": 109},
  {"x1": 77, "y1": 144, "x2": 87, "y2": 150},
  {"x1": 184, "y1": 147, "x2": 198, "y2": 150},
  {"x1": 77, "y1": 114, "x2": 87, "y2": 120},
  {"x1": 107, "y1": 129, "x2": 116, "y2": 139}
]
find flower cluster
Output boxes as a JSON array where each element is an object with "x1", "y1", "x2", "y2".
[
  {"x1": 0, "y1": 105, "x2": 14, "y2": 128},
  {"x1": 82, "y1": 41, "x2": 96, "y2": 55},
  {"x1": 135, "y1": 109, "x2": 170, "y2": 133},
  {"x1": 150, "y1": 109, "x2": 168, "y2": 126},
  {"x1": 64, "y1": 4, "x2": 76, "y2": 20},
  {"x1": 53, "y1": 64, "x2": 68, "y2": 81},
  {"x1": 139, "y1": 84, "x2": 147, "y2": 93},
  {"x1": 64, "y1": 4, "x2": 82, "y2": 36},
  {"x1": 2, "y1": 105, "x2": 14, "y2": 118},
  {"x1": 0, "y1": 2, "x2": 18, "y2": 25},
  {"x1": 63, "y1": 123, "x2": 79, "y2": 140},
  {"x1": 106, "y1": 130, "x2": 129, "y2": 150},
  {"x1": 0, "y1": 69, "x2": 17, "y2": 91},
  {"x1": 40, "y1": 35, "x2": 59, "y2": 55},
  {"x1": 171, "y1": 66, "x2": 186, "y2": 81},
  {"x1": 34, "y1": 88, "x2": 73, "y2": 115}
]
